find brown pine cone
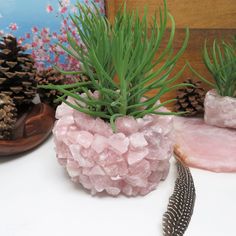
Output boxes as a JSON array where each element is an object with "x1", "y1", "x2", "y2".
[
  {"x1": 175, "y1": 79, "x2": 206, "y2": 117},
  {"x1": 0, "y1": 35, "x2": 37, "y2": 107},
  {"x1": 36, "y1": 68, "x2": 65, "y2": 108},
  {"x1": 0, "y1": 93, "x2": 17, "y2": 140}
]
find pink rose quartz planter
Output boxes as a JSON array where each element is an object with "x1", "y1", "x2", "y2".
[
  {"x1": 204, "y1": 90, "x2": 236, "y2": 129},
  {"x1": 53, "y1": 98, "x2": 174, "y2": 196}
]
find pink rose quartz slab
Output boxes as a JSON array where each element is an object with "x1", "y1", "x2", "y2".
[
  {"x1": 204, "y1": 90, "x2": 236, "y2": 129},
  {"x1": 174, "y1": 116, "x2": 236, "y2": 173},
  {"x1": 53, "y1": 98, "x2": 174, "y2": 196}
]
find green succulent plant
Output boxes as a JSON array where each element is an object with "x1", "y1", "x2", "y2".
[
  {"x1": 188, "y1": 39, "x2": 236, "y2": 98},
  {"x1": 40, "y1": 0, "x2": 190, "y2": 128}
]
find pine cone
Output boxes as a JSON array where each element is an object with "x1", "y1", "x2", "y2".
[
  {"x1": 174, "y1": 79, "x2": 206, "y2": 117},
  {"x1": 0, "y1": 35, "x2": 37, "y2": 107},
  {"x1": 0, "y1": 93, "x2": 17, "y2": 140},
  {"x1": 36, "y1": 68, "x2": 65, "y2": 108}
]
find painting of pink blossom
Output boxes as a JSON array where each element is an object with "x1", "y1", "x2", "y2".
[{"x1": 0, "y1": 0, "x2": 105, "y2": 69}]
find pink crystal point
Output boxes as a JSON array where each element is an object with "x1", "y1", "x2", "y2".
[
  {"x1": 115, "y1": 116, "x2": 139, "y2": 134},
  {"x1": 73, "y1": 111, "x2": 96, "y2": 131},
  {"x1": 127, "y1": 148, "x2": 149, "y2": 165},
  {"x1": 129, "y1": 132, "x2": 148, "y2": 149},
  {"x1": 55, "y1": 97, "x2": 75, "y2": 119},
  {"x1": 91, "y1": 134, "x2": 108, "y2": 153},
  {"x1": 53, "y1": 97, "x2": 173, "y2": 196},
  {"x1": 108, "y1": 133, "x2": 129, "y2": 154},
  {"x1": 204, "y1": 90, "x2": 236, "y2": 129}
]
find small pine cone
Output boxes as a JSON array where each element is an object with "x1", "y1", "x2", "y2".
[
  {"x1": 174, "y1": 79, "x2": 206, "y2": 117},
  {"x1": 36, "y1": 68, "x2": 65, "y2": 108},
  {"x1": 0, "y1": 35, "x2": 37, "y2": 107},
  {"x1": 0, "y1": 93, "x2": 17, "y2": 140}
]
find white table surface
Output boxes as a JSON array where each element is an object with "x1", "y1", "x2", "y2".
[{"x1": 0, "y1": 137, "x2": 236, "y2": 236}]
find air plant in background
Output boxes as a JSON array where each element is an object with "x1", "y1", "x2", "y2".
[
  {"x1": 189, "y1": 39, "x2": 236, "y2": 128},
  {"x1": 189, "y1": 39, "x2": 236, "y2": 97},
  {"x1": 39, "y1": 0, "x2": 191, "y2": 197}
]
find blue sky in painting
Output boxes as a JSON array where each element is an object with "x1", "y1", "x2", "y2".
[
  {"x1": 0, "y1": 0, "x2": 104, "y2": 66},
  {"x1": 0, "y1": 0, "x2": 80, "y2": 37}
]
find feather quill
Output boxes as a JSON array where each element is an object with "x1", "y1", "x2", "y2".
[{"x1": 162, "y1": 160, "x2": 196, "y2": 236}]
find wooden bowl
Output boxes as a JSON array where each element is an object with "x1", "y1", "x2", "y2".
[{"x1": 0, "y1": 103, "x2": 55, "y2": 156}]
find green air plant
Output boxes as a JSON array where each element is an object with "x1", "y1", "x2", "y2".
[
  {"x1": 188, "y1": 39, "x2": 236, "y2": 98},
  {"x1": 40, "y1": 0, "x2": 190, "y2": 129}
]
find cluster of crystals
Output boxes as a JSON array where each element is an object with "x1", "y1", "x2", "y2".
[
  {"x1": 204, "y1": 90, "x2": 236, "y2": 129},
  {"x1": 53, "y1": 98, "x2": 174, "y2": 196}
]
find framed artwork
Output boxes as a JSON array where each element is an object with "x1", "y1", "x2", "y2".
[{"x1": 0, "y1": 0, "x2": 105, "y2": 68}]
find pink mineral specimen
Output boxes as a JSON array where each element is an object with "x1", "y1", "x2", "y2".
[
  {"x1": 174, "y1": 116, "x2": 236, "y2": 172},
  {"x1": 204, "y1": 90, "x2": 236, "y2": 129},
  {"x1": 53, "y1": 97, "x2": 174, "y2": 196}
]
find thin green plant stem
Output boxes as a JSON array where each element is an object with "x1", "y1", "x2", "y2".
[{"x1": 40, "y1": 0, "x2": 191, "y2": 124}]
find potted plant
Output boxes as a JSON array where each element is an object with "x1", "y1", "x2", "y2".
[
  {"x1": 41, "y1": 0, "x2": 189, "y2": 196},
  {"x1": 189, "y1": 39, "x2": 236, "y2": 129}
]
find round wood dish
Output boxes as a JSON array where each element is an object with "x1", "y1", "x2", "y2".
[{"x1": 0, "y1": 103, "x2": 55, "y2": 156}]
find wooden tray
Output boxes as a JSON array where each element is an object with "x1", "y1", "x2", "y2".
[{"x1": 0, "y1": 103, "x2": 55, "y2": 156}]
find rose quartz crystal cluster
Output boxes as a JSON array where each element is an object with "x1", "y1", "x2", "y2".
[
  {"x1": 204, "y1": 90, "x2": 236, "y2": 129},
  {"x1": 53, "y1": 98, "x2": 174, "y2": 196}
]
